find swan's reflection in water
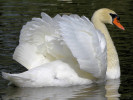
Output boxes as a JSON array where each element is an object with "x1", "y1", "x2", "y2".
[
  {"x1": 105, "y1": 79, "x2": 120, "y2": 100},
  {"x1": 1, "y1": 79, "x2": 120, "y2": 100}
]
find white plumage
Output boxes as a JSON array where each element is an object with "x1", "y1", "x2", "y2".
[
  {"x1": 60, "y1": 15, "x2": 107, "y2": 78},
  {"x1": 2, "y1": 61, "x2": 91, "y2": 87},
  {"x1": 3, "y1": 8, "x2": 123, "y2": 87}
]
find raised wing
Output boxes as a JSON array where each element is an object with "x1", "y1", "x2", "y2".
[
  {"x1": 59, "y1": 15, "x2": 107, "y2": 78},
  {"x1": 13, "y1": 13, "x2": 55, "y2": 69},
  {"x1": 13, "y1": 13, "x2": 72, "y2": 69}
]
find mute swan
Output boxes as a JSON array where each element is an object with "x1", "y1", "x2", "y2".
[{"x1": 2, "y1": 8, "x2": 125, "y2": 87}]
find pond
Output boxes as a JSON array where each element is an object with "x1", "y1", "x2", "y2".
[{"x1": 0, "y1": 0, "x2": 133, "y2": 100}]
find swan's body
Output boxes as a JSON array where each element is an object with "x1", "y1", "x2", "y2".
[
  {"x1": 2, "y1": 8, "x2": 124, "y2": 87},
  {"x1": 3, "y1": 61, "x2": 91, "y2": 87}
]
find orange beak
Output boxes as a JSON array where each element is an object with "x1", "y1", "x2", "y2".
[{"x1": 113, "y1": 18, "x2": 125, "y2": 30}]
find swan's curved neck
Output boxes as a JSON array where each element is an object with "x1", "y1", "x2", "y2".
[{"x1": 91, "y1": 18, "x2": 120, "y2": 79}]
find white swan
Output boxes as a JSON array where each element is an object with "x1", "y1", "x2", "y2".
[{"x1": 2, "y1": 8, "x2": 125, "y2": 87}]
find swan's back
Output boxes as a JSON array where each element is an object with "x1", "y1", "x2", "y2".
[{"x1": 2, "y1": 60, "x2": 92, "y2": 87}]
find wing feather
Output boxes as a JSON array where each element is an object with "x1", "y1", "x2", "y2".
[
  {"x1": 13, "y1": 12, "x2": 107, "y2": 79},
  {"x1": 59, "y1": 15, "x2": 107, "y2": 78},
  {"x1": 13, "y1": 13, "x2": 72, "y2": 69}
]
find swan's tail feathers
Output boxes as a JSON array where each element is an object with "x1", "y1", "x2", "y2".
[
  {"x1": 2, "y1": 72, "x2": 10, "y2": 80},
  {"x1": 2, "y1": 72, "x2": 31, "y2": 87},
  {"x1": 2, "y1": 72, "x2": 22, "y2": 82},
  {"x1": 13, "y1": 43, "x2": 50, "y2": 69}
]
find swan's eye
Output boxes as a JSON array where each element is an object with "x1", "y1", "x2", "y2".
[
  {"x1": 110, "y1": 13, "x2": 120, "y2": 20},
  {"x1": 117, "y1": 16, "x2": 120, "y2": 20},
  {"x1": 110, "y1": 13, "x2": 117, "y2": 19}
]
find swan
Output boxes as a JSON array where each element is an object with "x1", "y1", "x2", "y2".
[{"x1": 2, "y1": 8, "x2": 125, "y2": 87}]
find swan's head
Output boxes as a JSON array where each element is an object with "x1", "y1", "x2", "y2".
[{"x1": 91, "y1": 8, "x2": 125, "y2": 30}]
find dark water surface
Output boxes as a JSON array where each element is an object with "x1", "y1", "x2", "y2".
[{"x1": 0, "y1": 0, "x2": 133, "y2": 100}]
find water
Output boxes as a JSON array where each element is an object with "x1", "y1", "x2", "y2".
[
  {"x1": 0, "y1": 0, "x2": 133, "y2": 99},
  {"x1": 0, "y1": 80, "x2": 121, "y2": 100}
]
